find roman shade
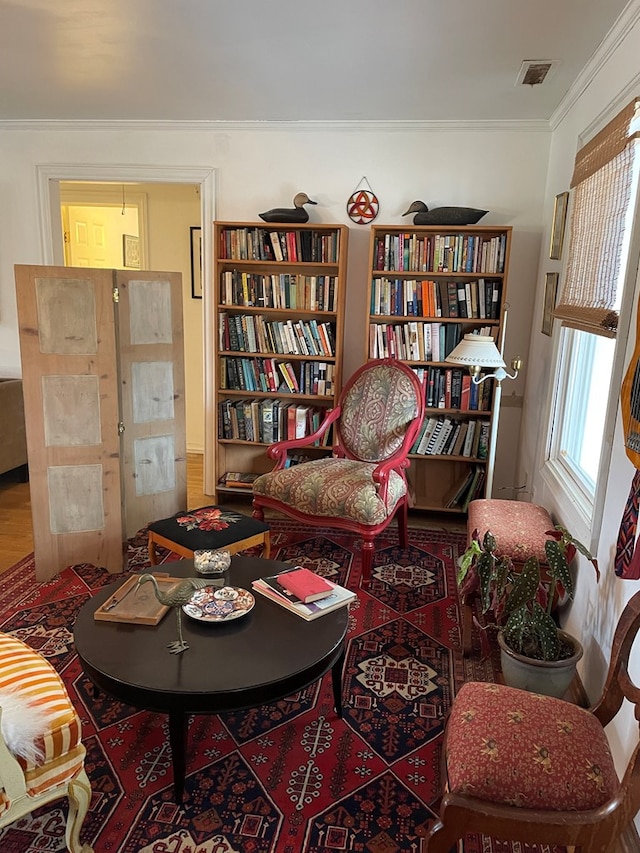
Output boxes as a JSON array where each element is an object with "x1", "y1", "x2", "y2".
[{"x1": 553, "y1": 97, "x2": 640, "y2": 338}]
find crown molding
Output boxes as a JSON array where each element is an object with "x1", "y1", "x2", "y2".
[
  {"x1": 0, "y1": 118, "x2": 550, "y2": 134},
  {"x1": 550, "y1": 0, "x2": 640, "y2": 131}
]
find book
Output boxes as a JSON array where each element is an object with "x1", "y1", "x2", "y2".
[
  {"x1": 252, "y1": 569, "x2": 356, "y2": 621},
  {"x1": 220, "y1": 472, "x2": 260, "y2": 489},
  {"x1": 276, "y1": 566, "x2": 334, "y2": 603}
]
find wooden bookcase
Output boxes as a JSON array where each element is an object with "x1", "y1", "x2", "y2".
[
  {"x1": 365, "y1": 224, "x2": 512, "y2": 514},
  {"x1": 213, "y1": 221, "x2": 348, "y2": 502}
]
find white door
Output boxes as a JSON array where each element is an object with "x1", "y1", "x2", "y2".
[{"x1": 62, "y1": 204, "x2": 139, "y2": 269}]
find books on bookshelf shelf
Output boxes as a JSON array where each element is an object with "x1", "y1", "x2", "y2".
[
  {"x1": 252, "y1": 567, "x2": 356, "y2": 620},
  {"x1": 219, "y1": 472, "x2": 260, "y2": 489},
  {"x1": 372, "y1": 231, "x2": 507, "y2": 275},
  {"x1": 218, "y1": 226, "x2": 341, "y2": 265},
  {"x1": 218, "y1": 399, "x2": 333, "y2": 445},
  {"x1": 369, "y1": 277, "x2": 502, "y2": 320}
]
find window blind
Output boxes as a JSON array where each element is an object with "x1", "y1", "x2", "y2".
[{"x1": 553, "y1": 98, "x2": 640, "y2": 338}]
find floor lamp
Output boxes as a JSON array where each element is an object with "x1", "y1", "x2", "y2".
[{"x1": 445, "y1": 333, "x2": 521, "y2": 498}]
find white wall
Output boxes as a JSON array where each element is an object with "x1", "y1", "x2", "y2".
[
  {"x1": 519, "y1": 16, "x2": 640, "y2": 784},
  {"x1": 0, "y1": 121, "x2": 550, "y2": 494}
]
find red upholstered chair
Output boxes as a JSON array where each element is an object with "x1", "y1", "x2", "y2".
[
  {"x1": 252, "y1": 359, "x2": 425, "y2": 584},
  {"x1": 426, "y1": 589, "x2": 640, "y2": 853}
]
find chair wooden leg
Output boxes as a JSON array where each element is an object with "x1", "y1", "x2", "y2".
[
  {"x1": 397, "y1": 499, "x2": 409, "y2": 550},
  {"x1": 361, "y1": 540, "x2": 374, "y2": 586},
  {"x1": 262, "y1": 531, "x2": 271, "y2": 559},
  {"x1": 147, "y1": 533, "x2": 158, "y2": 566},
  {"x1": 462, "y1": 594, "x2": 474, "y2": 656},
  {"x1": 66, "y1": 768, "x2": 94, "y2": 853}
]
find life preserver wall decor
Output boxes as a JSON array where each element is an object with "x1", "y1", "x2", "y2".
[{"x1": 347, "y1": 177, "x2": 379, "y2": 224}]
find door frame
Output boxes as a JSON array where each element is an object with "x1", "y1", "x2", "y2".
[{"x1": 36, "y1": 163, "x2": 218, "y2": 495}]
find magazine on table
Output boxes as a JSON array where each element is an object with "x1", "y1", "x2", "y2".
[{"x1": 252, "y1": 566, "x2": 356, "y2": 621}]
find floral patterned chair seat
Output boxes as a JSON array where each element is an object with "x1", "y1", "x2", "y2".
[
  {"x1": 426, "y1": 589, "x2": 640, "y2": 853},
  {"x1": 252, "y1": 359, "x2": 425, "y2": 585}
]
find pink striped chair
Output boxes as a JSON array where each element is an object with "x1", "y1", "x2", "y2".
[{"x1": 0, "y1": 633, "x2": 92, "y2": 852}]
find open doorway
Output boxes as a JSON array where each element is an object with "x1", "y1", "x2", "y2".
[
  {"x1": 55, "y1": 180, "x2": 206, "y2": 459},
  {"x1": 37, "y1": 163, "x2": 216, "y2": 494}
]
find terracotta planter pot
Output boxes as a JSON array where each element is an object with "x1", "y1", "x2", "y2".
[{"x1": 497, "y1": 630, "x2": 583, "y2": 698}]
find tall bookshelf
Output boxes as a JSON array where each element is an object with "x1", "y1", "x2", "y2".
[
  {"x1": 366, "y1": 224, "x2": 512, "y2": 513},
  {"x1": 213, "y1": 221, "x2": 348, "y2": 502}
]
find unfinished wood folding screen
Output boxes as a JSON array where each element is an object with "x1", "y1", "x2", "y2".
[{"x1": 15, "y1": 266, "x2": 187, "y2": 580}]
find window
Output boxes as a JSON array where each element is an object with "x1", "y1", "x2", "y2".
[
  {"x1": 547, "y1": 329, "x2": 615, "y2": 516},
  {"x1": 545, "y1": 99, "x2": 640, "y2": 533}
]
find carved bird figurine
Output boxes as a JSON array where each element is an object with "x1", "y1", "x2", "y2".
[
  {"x1": 402, "y1": 200, "x2": 488, "y2": 226},
  {"x1": 259, "y1": 192, "x2": 318, "y2": 223},
  {"x1": 136, "y1": 574, "x2": 210, "y2": 654}
]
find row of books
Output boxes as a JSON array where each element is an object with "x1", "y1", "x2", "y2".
[
  {"x1": 411, "y1": 416, "x2": 490, "y2": 459},
  {"x1": 443, "y1": 465, "x2": 487, "y2": 512},
  {"x1": 220, "y1": 271, "x2": 338, "y2": 312},
  {"x1": 370, "y1": 277, "x2": 501, "y2": 320},
  {"x1": 251, "y1": 566, "x2": 356, "y2": 621},
  {"x1": 218, "y1": 398, "x2": 333, "y2": 445},
  {"x1": 219, "y1": 227, "x2": 341, "y2": 264},
  {"x1": 369, "y1": 321, "x2": 490, "y2": 363},
  {"x1": 422, "y1": 366, "x2": 492, "y2": 411},
  {"x1": 220, "y1": 357, "x2": 335, "y2": 396},
  {"x1": 219, "y1": 313, "x2": 336, "y2": 357},
  {"x1": 218, "y1": 471, "x2": 260, "y2": 489},
  {"x1": 373, "y1": 232, "x2": 507, "y2": 275}
]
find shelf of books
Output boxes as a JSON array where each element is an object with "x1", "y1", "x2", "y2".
[
  {"x1": 213, "y1": 221, "x2": 348, "y2": 501},
  {"x1": 366, "y1": 224, "x2": 512, "y2": 514}
]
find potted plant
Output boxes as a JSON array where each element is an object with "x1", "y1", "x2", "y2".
[{"x1": 457, "y1": 525, "x2": 600, "y2": 697}]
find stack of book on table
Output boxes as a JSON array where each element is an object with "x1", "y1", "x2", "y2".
[{"x1": 252, "y1": 566, "x2": 356, "y2": 621}]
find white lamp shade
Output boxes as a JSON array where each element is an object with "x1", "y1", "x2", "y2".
[{"x1": 445, "y1": 334, "x2": 506, "y2": 369}]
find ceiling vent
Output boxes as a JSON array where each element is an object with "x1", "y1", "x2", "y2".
[{"x1": 515, "y1": 60, "x2": 559, "y2": 87}]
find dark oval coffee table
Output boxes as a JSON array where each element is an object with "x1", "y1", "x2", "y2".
[{"x1": 74, "y1": 556, "x2": 349, "y2": 802}]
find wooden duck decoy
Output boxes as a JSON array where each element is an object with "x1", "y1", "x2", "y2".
[
  {"x1": 402, "y1": 200, "x2": 488, "y2": 226},
  {"x1": 259, "y1": 192, "x2": 318, "y2": 223}
]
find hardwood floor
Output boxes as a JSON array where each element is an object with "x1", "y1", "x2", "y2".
[
  {"x1": 0, "y1": 453, "x2": 465, "y2": 574},
  {"x1": 0, "y1": 454, "x2": 216, "y2": 574}
]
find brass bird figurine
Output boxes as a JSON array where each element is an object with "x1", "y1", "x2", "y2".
[
  {"x1": 402, "y1": 200, "x2": 488, "y2": 226},
  {"x1": 259, "y1": 192, "x2": 318, "y2": 223},
  {"x1": 136, "y1": 574, "x2": 210, "y2": 654}
]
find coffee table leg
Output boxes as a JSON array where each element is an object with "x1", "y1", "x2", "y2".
[
  {"x1": 169, "y1": 710, "x2": 188, "y2": 802},
  {"x1": 331, "y1": 644, "x2": 345, "y2": 717}
]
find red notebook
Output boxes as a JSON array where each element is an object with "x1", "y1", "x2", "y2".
[{"x1": 277, "y1": 567, "x2": 334, "y2": 604}]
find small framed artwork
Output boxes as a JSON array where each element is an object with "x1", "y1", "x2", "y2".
[
  {"x1": 190, "y1": 226, "x2": 202, "y2": 298},
  {"x1": 542, "y1": 272, "x2": 559, "y2": 336},
  {"x1": 122, "y1": 234, "x2": 140, "y2": 268},
  {"x1": 549, "y1": 191, "x2": 569, "y2": 260}
]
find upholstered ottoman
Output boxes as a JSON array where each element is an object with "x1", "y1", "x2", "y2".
[
  {"x1": 147, "y1": 505, "x2": 271, "y2": 565},
  {"x1": 445, "y1": 681, "x2": 619, "y2": 810},
  {"x1": 462, "y1": 499, "x2": 554, "y2": 656},
  {"x1": 0, "y1": 632, "x2": 92, "y2": 852}
]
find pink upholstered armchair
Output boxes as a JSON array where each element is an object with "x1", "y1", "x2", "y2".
[{"x1": 252, "y1": 359, "x2": 425, "y2": 584}]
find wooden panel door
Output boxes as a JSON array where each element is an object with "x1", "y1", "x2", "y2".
[
  {"x1": 14, "y1": 265, "x2": 187, "y2": 580},
  {"x1": 115, "y1": 270, "x2": 187, "y2": 539},
  {"x1": 14, "y1": 265, "x2": 125, "y2": 579}
]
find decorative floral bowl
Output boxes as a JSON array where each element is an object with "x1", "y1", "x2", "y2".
[{"x1": 194, "y1": 549, "x2": 232, "y2": 576}]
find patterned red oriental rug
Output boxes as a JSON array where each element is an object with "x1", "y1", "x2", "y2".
[{"x1": 0, "y1": 520, "x2": 504, "y2": 853}]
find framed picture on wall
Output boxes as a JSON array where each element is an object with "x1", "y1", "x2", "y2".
[
  {"x1": 190, "y1": 226, "x2": 202, "y2": 298},
  {"x1": 123, "y1": 234, "x2": 140, "y2": 269},
  {"x1": 549, "y1": 191, "x2": 569, "y2": 260},
  {"x1": 542, "y1": 272, "x2": 559, "y2": 336}
]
